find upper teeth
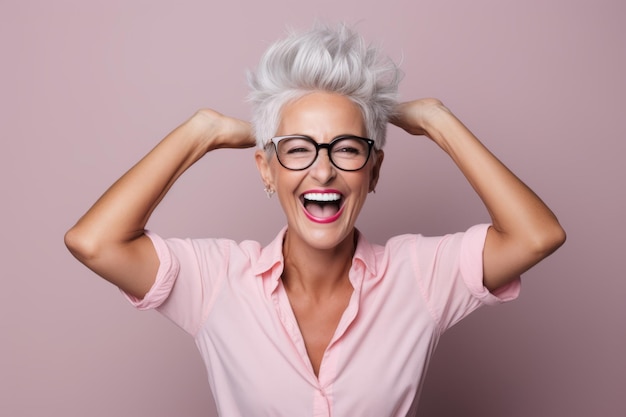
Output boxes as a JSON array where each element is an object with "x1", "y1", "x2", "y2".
[{"x1": 303, "y1": 192, "x2": 341, "y2": 202}]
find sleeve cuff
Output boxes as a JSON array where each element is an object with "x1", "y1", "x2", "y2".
[
  {"x1": 460, "y1": 224, "x2": 521, "y2": 306},
  {"x1": 120, "y1": 230, "x2": 180, "y2": 310}
]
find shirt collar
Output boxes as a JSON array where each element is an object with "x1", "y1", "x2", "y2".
[
  {"x1": 352, "y1": 228, "x2": 378, "y2": 277},
  {"x1": 252, "y1": 226, "x2": 287, "y2": 278},
  {"x1": 252, "y1": 226, "x2": 379, "y2": 284}
]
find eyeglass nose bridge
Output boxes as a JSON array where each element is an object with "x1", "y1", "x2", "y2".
[
  {"x1": 310, "y1": 142, "x2": 343, "y2": 171},
  {"x1": 314, "y1": 142, "x2": 332, "y2": 161}
]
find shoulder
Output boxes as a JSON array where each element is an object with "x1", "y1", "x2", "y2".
[
  {"x1": 371, "y1": 224, "x2": 490, "y2": 271},
  {"x1": 146, "y1": 230, "x2": 267, "y2": 268},
  {"x1": 384, "y1": 224, "x2": 490, "y2": 253}
]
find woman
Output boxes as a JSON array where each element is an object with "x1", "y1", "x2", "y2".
[{"x1": 65, "y1": 24, "x2": 565, "y2": 416}]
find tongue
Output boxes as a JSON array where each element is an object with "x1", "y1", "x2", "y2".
[{"x1": 305, "y1": 202, "x2": 339, "y2": 219}]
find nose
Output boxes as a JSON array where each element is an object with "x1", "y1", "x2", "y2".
[{"x1": 309, "y1": 148, "x2": 336, "y2": 184}]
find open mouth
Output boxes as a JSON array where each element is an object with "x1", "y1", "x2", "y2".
[{"x1": 301, "y1": 191, "x2": 344, "y2": 223}]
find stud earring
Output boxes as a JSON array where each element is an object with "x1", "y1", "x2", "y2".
[{"x1": 264, "y1": 185, "x2": 275, "y2": 198}]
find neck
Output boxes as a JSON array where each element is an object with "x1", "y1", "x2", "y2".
[{"x1": 281, "y1": 229, "x2": 357, "y2": 298}]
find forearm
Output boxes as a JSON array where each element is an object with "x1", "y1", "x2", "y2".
[
  {"x1": 68, "y1": 117, "x2": 212, "y2": 248},
  {"x1": 426, "y1": 108, "x2": 556, "y2": 235}
]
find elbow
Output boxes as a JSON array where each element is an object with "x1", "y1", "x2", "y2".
[
  {"x1": 64, "y1": 225, "x2": 101, "y2": 263},
  {"x1": 531, "y1": 221, "x2": 567, "y2": 259}
]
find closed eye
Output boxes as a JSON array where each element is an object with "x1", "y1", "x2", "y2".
[
  {"x1": 285, "y1": 147, "x2": 314, "y2": 154},
  {"x1": 334, "y1": 146, "x2": 361, "y2": 154}
]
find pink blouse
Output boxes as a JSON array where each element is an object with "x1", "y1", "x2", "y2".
[{"x1": 125, "y1": 224, "x2": 520, "y2": 416}]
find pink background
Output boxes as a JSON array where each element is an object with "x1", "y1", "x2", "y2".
[{"x1": 2, "y1": 0, "x2": 624, "y2": 416}]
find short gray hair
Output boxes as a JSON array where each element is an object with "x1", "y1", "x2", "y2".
[{"x1": 247, "y1": 23, "x2": 402, "y2": 149}]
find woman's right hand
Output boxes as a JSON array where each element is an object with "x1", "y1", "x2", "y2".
[
  {"x1": 64, "y1": 109, "x2": 256, "y2": 299},
  {"x1": 189, "y1": 109, "x2": 256, "y2": 152}
]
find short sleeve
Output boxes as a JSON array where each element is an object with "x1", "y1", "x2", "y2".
[
  {"x1": 121, "y1": 230, "x2": 232, "y2": 336},
  {"x1": 414, "y1": 224, "x2": 521, "y2": 332},
  {"x1": 122, "y1": 231, "x2": 180, "y2": 310},
  {"x1": 459, "y1": 224, "x2": 521, "y2": 305}
]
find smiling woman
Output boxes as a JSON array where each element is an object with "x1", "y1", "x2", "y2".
[
  {"x1": 64, "y1": 23, "x2": 565, "y2": 416},
  {"x1": 256, "y1": 91, "x2": 382, "y2": 253}
]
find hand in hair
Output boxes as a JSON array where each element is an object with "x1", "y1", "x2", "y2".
[
  {"x1": 191, "y1": 109, "x2": 255, "y2": 152},
  {"x1": 390, "y1": 98, "x2": 450, "y2": 139}
]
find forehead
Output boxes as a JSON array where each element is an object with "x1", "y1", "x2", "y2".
[{"x1": 276, "y1": 92, "x2": 366, "y2": 140}]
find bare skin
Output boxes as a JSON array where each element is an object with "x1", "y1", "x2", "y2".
[
  {"x1": 65, "y1": 96, "x2": 565, "y2": 377},
  {"x1": 281, "y1": 227, "x2": 356, "y2": 376}
]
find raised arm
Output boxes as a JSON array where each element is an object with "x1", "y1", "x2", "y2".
[
  {"x1": 391, "y1": 99, "x2": 566, "y2": 291},
  {"x1": 64, "y1": 110, "x2": 255, "y2": 299}
]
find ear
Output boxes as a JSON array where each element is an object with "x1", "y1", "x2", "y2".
[
  {"x1": 369, "y1": 149, "x2": 384, "y2": 192},
  {"x1": 255, "y1": 149, "x2": 274, "y2": 189}
]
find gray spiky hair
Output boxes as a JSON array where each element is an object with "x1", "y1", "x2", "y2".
[{"x1": 247, "y1": 23, "x2": 402, "y2": 149}]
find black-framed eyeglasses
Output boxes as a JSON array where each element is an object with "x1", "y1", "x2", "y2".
[{"x1": 267, "y1": 135, "x2": 375, "y2": 171}]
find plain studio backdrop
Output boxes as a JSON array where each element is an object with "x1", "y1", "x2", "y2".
[{"x1": 1, "y1": 1, "x2": 624, "y2": 416}]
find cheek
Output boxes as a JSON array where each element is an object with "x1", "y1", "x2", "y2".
[
  {"x1": 350, "y1": 173, "x2": 373, "y2": 199},
  {"x1": 266, "y1": 158, "x2": 284, "y2": 187},
  {"x1": 272, "y1": 168, "x2": 305, "y2": 199}
]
